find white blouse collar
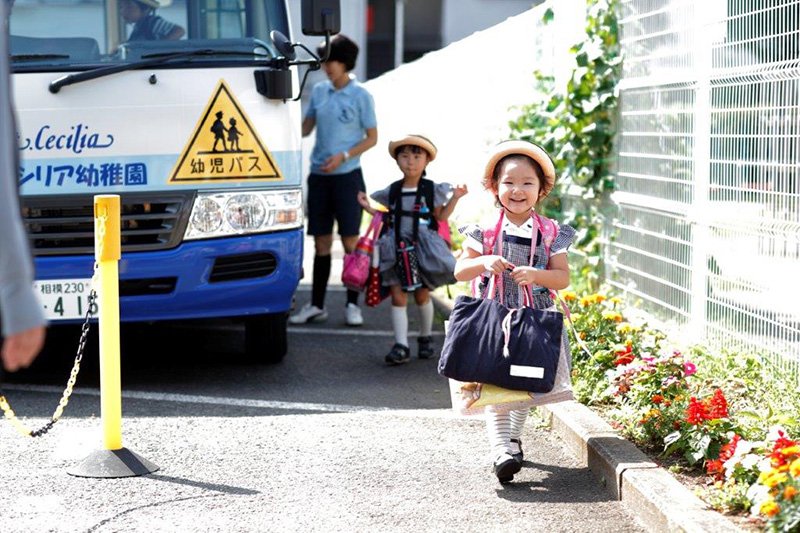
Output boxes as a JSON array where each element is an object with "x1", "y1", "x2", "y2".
[{"x1": 501, "y1": 216, "x2": 534, "y2": 237}]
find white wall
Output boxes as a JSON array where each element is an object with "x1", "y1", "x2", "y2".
[{"x1": 359, "y1": 3, "x2": 582, "y2": 225}]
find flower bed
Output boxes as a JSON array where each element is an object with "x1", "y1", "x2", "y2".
[{"x1": 563, "y1": 288, "x2": 800, "y2": 532}]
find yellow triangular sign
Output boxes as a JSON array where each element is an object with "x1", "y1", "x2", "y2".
[{"x1": 169, "y1": 79, "x2": 282, "y2": 183}]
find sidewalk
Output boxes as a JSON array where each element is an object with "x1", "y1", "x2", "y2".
[
  {"x1": 303, "y1": 235, "x2": 741, "y2": 531},
  {"x1": 429, "y1": 294, "x2": 744, "y2": 533}
]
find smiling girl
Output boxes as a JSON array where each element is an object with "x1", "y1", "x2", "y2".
[{"x1": 454, "y1": 140, "x2": 576, "y2": 484}]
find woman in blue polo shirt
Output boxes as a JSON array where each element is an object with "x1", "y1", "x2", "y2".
[{"x1": 290, "y1": 34, "x2": 378, "y2": 327}]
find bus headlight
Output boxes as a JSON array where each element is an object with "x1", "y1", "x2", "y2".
[
  {"x1": 225, "y1": 193, "x2": 266, "y2": 231},
  {"x1": 184, "y1": 189, "x2": 303, "y2": 240},
  {"x1": 190, "y1": 197, "x2": 223, "y2": 234}
]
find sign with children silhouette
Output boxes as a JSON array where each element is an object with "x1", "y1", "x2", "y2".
[{"x1": 169, "y1": 79, "x2": 282, "y2": 183}]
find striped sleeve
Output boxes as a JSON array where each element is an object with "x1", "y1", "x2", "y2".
[
  {"x1": 458, "y1": 223, "x2": 483, "y2": 253},
  {"x1": 551, "y1": 223, "x2": 576, "y2": 255}
]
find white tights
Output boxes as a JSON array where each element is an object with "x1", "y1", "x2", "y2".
[{"x1": 486, "y1": 408, "x2": 529, "y2": 457}]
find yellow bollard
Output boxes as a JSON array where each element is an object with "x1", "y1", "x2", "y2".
[
  {"x1": 67, "y1": 195, "x2": 157, "y2": 477},
  {"x1": 94, "y1": 195, "x2": 122, "y2": 451}
]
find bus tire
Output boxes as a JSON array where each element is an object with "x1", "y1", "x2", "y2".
[{"x1": 244, "y1": 312, "x2": 287, "y2": 364}]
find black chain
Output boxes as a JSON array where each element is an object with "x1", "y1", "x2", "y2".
[{"x1": 0, "y1": 289, "x2": 96, "y2": 438}]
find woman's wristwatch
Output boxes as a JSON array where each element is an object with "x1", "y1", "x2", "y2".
[{"x1": 342, "y1": 150, "x2": 350, "y2": 161}]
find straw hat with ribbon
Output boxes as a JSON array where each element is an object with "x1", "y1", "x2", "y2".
[
  {"x1": 388, "y1": 134, "x2": 437, "y2": 162},
  {"x1": 483, "y1": 140, "x2": 556, "y2": 198}
]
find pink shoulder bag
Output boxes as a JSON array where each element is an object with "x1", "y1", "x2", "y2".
[{"x1": 342, "y1": 212, "x2": 383, "y2": 292}]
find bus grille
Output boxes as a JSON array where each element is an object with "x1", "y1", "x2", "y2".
[
  {"x1": 21, "y1": 193, "x2": 193, "y2": 255},
  {"x1": 209, "y1": 252, "x2": 277, "y2": 282}
]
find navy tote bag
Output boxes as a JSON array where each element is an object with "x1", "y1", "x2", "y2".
[{"x1": 438, "y1": 285, "x2": 563, "y2": 393}]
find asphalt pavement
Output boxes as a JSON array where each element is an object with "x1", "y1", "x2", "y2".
[{"x1": 0, "y1": 239, "x2": 657, "y2": 532}]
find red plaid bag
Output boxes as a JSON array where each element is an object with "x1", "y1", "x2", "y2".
[{"x1": 365, "y1": 245, "x2": 389, "y2": 307}]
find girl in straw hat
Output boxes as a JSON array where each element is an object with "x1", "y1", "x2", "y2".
[
  {"x1": 359, "y1": 134, "x2": 467, "y2": 365},
  {"x1": 454, "y1": 140, "x2": 576, "y2": 484}
]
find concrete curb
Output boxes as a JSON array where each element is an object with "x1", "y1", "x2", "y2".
[{"x1": 431, "y1": 293, "x2": 743, "y2": 533}]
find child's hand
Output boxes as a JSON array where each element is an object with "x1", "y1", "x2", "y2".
[
  {"x1": 452, "y1": 184, "x2": 468, "y2": 199},
  {"x1": 357, "y1": 191, "x2": 376, "y2": 214},
  {"x1": 483, "y1": 255, "x2": 514, "y2": 275},
  {"x1": 510, "y1": 266, "x2": 538, "y2": 286}
]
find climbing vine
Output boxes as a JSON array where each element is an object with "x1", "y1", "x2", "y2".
[{"x1": 508, "y1": 0, "x2": 621, "y2": 289}]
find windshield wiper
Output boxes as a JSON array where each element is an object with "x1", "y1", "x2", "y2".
[
  {"x1": 13, "y1": 53, "x2": 70, "y2": 61},
  {"x1": 49, "y1": 48, "x2": 276, "y2": 94}
]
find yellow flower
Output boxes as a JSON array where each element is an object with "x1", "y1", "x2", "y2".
[
  {"x1": 602, "y1": 311, "x2": 623, "y2": 322},
  {"x1": 783, "y1": 486, "x2": 798, "y2": 500},
  {"x1": 562, "y1": 291, "x2": 577, "y2": 302},
  {"x1": 579, "y1": 296, "x2": 592, "y2": 307},
  {"x1": 760, "y1": 500, "x2": 780, "y2": 517},
  {"x1": 616, "y1": 322, "x2": 634, "y2": 334},
  {"x1": 790, "y1": 458, "x2": 800, "y2": 478},
  {"x1": 780, "y1": 445, "x2": 800, "y2": 457},
  {"x1": 592, "y1": 294, "x2": 607, "y2": 304},
  {"x1": 610, "y1": 297, "x2": 622, "y2": 305},
  {"x1": 760, "y1": 471, "x2": 789, "y2": 488}
]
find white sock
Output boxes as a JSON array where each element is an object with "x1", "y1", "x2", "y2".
[
  {"x1": 486, "y1": 410, "x2": 512, "y2": 458},
  {"x1": 509, "y1": 409, "x2": 529, "y2": 439},
  {"x1": 418, "y1": 299, "x2": 434, "y2": 337},
  {"x1": 391, "y1": 305, "x2": 408, "y2": 347}
]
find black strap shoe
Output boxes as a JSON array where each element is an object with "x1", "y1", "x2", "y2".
[
  {"x1": 385, "y1": 343, "x2": 411, "y2": 365},
  {"x1": 417, "y1": 336, "x2": 434, "y2": 359},
  {"x1": 493, "y1": 453, "x2": 522, "y2": 483},
  {"x1": 510, "y1": 438, "x2": 524, "y2": 464}
]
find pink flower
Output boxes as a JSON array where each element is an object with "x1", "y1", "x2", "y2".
[{"x1": 684, "y1": 361, "x2": 697, "y2": 376}]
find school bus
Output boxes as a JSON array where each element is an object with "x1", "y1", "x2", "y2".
[{"x1": 11, "y1": 0, "x2": 339, "y2": 363}]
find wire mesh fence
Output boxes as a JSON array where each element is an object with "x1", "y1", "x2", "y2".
[{"x1": 608, "y1": 0, "x2": 800, "y2": 378}]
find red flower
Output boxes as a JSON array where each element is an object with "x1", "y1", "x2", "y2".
[
  {"x1": 652, "y1": 394, "x2": 664, "y2": 404},
  {"x1": 706, "y1": 389, "x2": 728, "y2": 419},
  {"x1": 686, "y1": 397, "x2": 708, "y2": 425},
  {"x1": 613, "y1": 344, "x2": 635, "y2": 366},
  {"x1": 705, "y1": 459, "x2": 723, "y2": 477},
  {"x1": 770, "y1": 431, "x2": 798, "y2": 468},
  {"x1": 706, "y1": 434, "x2": 741, "y2": 480},
  {"x1": 773, "y1": 430, "x2": 797, "y2": 452}
]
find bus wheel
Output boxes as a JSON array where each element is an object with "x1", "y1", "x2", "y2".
[{"x1": 244, "y1": 312, "x2": 287, "y2": 364}]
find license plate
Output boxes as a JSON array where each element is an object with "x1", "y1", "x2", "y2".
[{"x1": 34, "y1": 279, "x2": 99, "y2": 321}]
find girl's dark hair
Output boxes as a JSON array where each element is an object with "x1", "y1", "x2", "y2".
[
  {"x1": 394, "y1": 144, "x2": 429, "y2": 158},
  {"x1": 486, "y1": 154, "x2": 546, "y2": 206},
  {"x1": 319, "y1": 34, "x2": 359, "y2": 72}
]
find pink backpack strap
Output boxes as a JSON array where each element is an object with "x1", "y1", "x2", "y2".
[
  {"x1": 473, "y1": 210, "x2": 505, "y2": 301},
  {"x1": 534, "y1": 213, "x2": 558, "y2": 259}
]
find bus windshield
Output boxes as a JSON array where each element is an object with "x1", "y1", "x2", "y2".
[{"x1": 9, "y1": 0, "x2": 290, "y2": 70}]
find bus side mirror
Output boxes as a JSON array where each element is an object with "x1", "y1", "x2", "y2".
[
  {"x1": 254, "y1": 69, "x2": 292, "y2": 100},
  {"x1": 301, "y1": 0, "x2": 341, "y2": 36}
]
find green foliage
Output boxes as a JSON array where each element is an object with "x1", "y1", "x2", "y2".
[
  {"x1": 563, "y1": 283, "x2": 800, "y2": 527},
  {"x1": 508, "y1": 0, "x2": 621, "y2": 276},
  {"x1": 701, "y1": 480, "x2": 754, "y2": 514}
]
